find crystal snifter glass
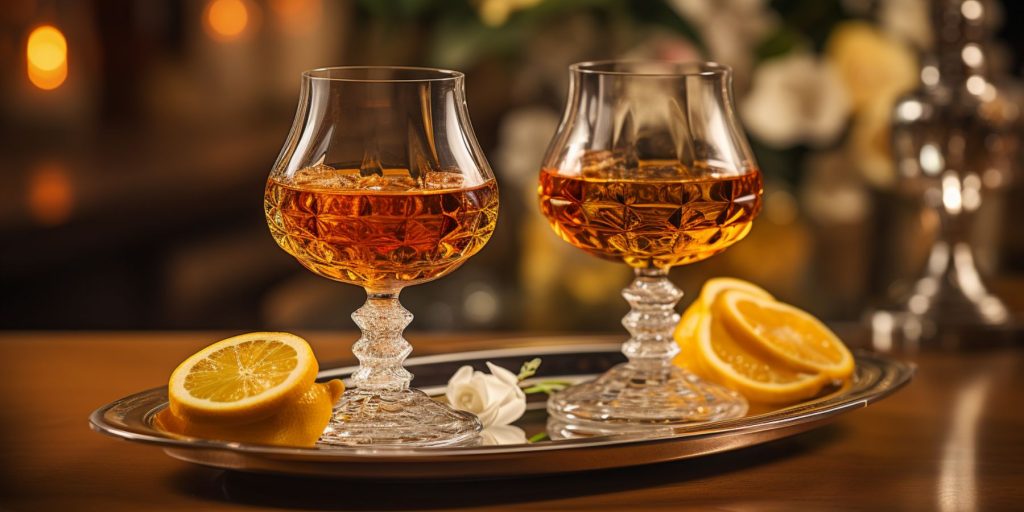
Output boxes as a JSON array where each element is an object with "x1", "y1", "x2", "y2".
[
  {"x1": 265, "y1": 67, "x2": 498, "y2": 446},
  {"x1": 539, "y1": 61, "x2": 762, "y2": 435}
]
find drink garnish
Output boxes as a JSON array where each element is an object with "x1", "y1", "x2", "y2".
[
  {"x1": 161, "y1": 332, "x2": 343, "y2": 447},
  {"x1": 674, "y1": 278, "x2": 854, "y2": 404}
]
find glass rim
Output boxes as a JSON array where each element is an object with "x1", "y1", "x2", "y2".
[
  {"x1": 302, "y1": 66, "x2": 464, "y2": 83},
  {"x1": 570, "y1": 60, "x2": 730, "y2": 77}
]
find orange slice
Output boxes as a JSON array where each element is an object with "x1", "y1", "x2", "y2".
[
  {"x1": 694, "y1": 314, "x2": 829, "y2": 404},
  {"x1": 672, "y1": 301, "x2": 702, "y2": 371},
  {"x1": 674, "y1": 277, "x2": 772, "y2": 370},
  {"x1": 168, "y1": 332, "x2": 319, "y2": 423},
  {"x1": 716, "y1": 291, "x2": 855, "y2": 380},
  {"x1": 696, "y1": 277, "x2": 774, "y2": 309}
]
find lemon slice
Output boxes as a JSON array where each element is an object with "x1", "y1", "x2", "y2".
[
  {"x1": 695, "y1": 314, "x2": 828, "y2": 404},
  {"x1": 168, "y1": 332, "x2": 319, "y2": 423},
  {"x1": 716, "y1": 291, "x2": 855, "y2": 380}
]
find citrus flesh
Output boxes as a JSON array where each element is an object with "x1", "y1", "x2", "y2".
[
  {"x1": 168, "y1": 332, "x2": 318, "y2": 423},
  {"x1": 694, "y1": 314, "x2": 829, "y2": 404},
  {"x1": 673, "y1": 277, "x2": 772, "y2": 372},
  {"x1": 673, "y1": 278, "x2": 854, "y2": 405},
  {"x1": 717, "y1": 291, "x2": 855, "y2": 380}
]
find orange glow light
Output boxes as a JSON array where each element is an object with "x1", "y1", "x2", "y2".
[
  {"x1": 205, "y1": 0, "x2": 249, "y2": 41},
  {"x1": 270, "y1": 0, "x2": 320, "y2": 33},
  {"x1": 26, "y1": 25, "x2": 68, "y2": 90},
  {"x1": 28, "y1": 163, "x2": 74, "y2": 226}
]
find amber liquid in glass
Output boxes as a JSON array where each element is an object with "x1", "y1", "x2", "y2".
[
  {"x1": 538, "y1": 161, "x2": 762, "y2": 269},
  {"x1": 266, "y1": 167, "x2": 498, "y2": 290}
]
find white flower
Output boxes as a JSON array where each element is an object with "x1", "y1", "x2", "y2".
[
  {"x1": 480, "y1": 425, "x2": 528, "y2": 446},
  {"x1": 446, "y1": 362, "x2": 527, "y2": 428},
  {"x1": 741, "y1": 52, "x2": 851, "y2": 148}
]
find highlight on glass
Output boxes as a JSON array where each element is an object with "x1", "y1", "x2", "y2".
[
  {"x1": 265, "y1": 66, "x2": 499, "y2": 446},
  {"x1": 538, "y1": 61, "x2": 763, "y2": 436}
]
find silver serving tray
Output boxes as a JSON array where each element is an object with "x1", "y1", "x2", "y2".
[{"x1": 90, "y1": 338, "x2": 913, "y2": 479}]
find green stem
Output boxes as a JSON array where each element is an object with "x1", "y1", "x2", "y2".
[
  {"x1": 522, "y1": 380, "x2": 573, "y2": 395},
  {"x1": 527, "y1": 432, "x2": 549, "y2": 443}
]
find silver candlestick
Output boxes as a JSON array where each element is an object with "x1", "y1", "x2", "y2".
[{"x1": 869, "y1": 0, "x2": 1019, "y2": 349}]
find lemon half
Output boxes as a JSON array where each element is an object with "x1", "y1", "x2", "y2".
[
  {"x1": 168, "y1": 332, "x2": 318, "y2": 423},
  {"x1": 158, "y1": 379, "x2": 343, "y2": 447}
]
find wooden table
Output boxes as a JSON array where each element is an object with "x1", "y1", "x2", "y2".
[{"x1": 1, "y1": 331, "x2": 1021, "y2": 511}]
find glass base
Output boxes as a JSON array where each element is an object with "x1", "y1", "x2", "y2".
[
  {"x1": 547, "y1": 362, "x2": 748, "y2": 437},
  {"x1": 317, "y1": 388, "x2": 482, "y2": 447}
]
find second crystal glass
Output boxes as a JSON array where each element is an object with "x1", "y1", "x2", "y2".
[
  {"x1": 539, "y1": 61, "x2": 762, "y2": 435},
  {"x1": 265, "y1": 67, "x2": 498, "y2": 446}
]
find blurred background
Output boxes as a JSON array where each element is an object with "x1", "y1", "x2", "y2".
[{"x1": 2, "y1": 0, "x2": 1023, "y2": 334}]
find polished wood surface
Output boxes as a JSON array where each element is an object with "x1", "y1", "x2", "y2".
[{"x1": 1, "y1": 331, "x2": 1021, "y2": 511}]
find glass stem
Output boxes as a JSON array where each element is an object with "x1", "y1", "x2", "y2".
[
  {"x1": 621, "y1": 267, "x2": 683, "y2": 367},
  {"x1": 350, "y1": 290, "x2": 413, "y2": 392}
]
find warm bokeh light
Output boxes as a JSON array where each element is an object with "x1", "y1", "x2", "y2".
[
  {"x1": 26, "y1": 25, "x2": 68, "y2": 90},
  {"x1": 27, "y1": 26, "x2": 66, "y2": 70},
  {"x1": 27, "y1": 163, "x2": 74, "y2": 226},
  {"x1": 205, "y1": 0, "x2": 249, "y2": 41},
  {"x1": 270, "y1": 0, "x2": 320, "y2": 34}
]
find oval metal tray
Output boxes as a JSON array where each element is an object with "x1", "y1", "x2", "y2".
[{"x1": 90, "y1": 338, "x2": 913, "y2": 479}]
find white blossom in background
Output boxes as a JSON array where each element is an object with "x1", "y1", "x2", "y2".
[
  {"x1": 741, "y1": 52, "x2": 851, "y2": 148},
  {"x1": 880, "y1": 0, "x2": 933, "y2": 50},
  {"x1": 669, "y1": 0, "x2": 778, "y2": 90},
  {"x1": 446, "y1": 362, "x2": 527, "y2": 428}
]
